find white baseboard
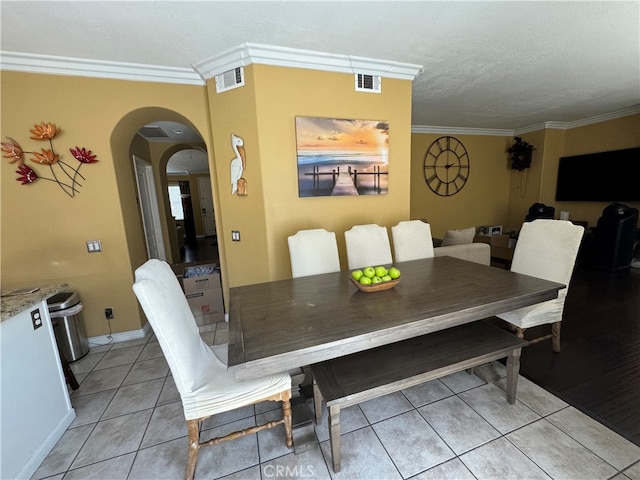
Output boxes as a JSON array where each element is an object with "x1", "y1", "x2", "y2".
[
  {"x1": 88, "y1": 322, "x2": 152, "y2": 345},
  {"x1": 17, "y1": 409, "x2": 76, "y2": 480}
]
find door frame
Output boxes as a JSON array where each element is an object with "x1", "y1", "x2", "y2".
[
  {"x1": 133, "y1": 155, "x2": 166, "y2": 261},
  {"x1": 198, "y1": 176, "x2": 216, "y2": 237}
]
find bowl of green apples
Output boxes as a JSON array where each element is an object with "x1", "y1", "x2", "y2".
[{"x1": 349, "y1": 265, "x2": 401, "y2": 292}]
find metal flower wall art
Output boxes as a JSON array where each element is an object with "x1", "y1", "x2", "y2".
[{"x1": 2, "y1": 122, "x2": 98, "y2": 197}]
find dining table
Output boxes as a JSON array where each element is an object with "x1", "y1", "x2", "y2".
[{"x1": 228, "y1": 256, "x2": 564, "y2": 380}]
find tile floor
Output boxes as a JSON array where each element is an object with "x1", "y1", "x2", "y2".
[{"x1": 33, "y1": 322, "x2": 640, "y2": 480}]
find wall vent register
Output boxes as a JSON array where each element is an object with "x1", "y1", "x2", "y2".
[
  {"x1": 215, "y1": 67, "x2": 245, "y2": 93},
  {"x1": 355, "y1": 73, "x2": 381, "y2": 93}
]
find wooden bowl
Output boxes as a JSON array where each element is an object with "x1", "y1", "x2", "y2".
[{"x1": 350, "y1": 276, "x2": 400, "y2": 293}]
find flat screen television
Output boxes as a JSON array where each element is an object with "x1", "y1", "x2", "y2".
[{"x1": 555, "y1": 147, "x2": 640, "y2": 202}]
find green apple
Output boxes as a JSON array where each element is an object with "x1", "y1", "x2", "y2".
[
  {"x1": 359, "y1": 276, "x2": 372, "y2": 285},
  {"x1": 363, "y1": 266, "x2": 376, "y2": 278},
  {"x1": 351, "y1": 269, "x2": 363, "y2": 281},
  {"x1": 374, "y1": 266, "x2": 387, "y2": 277},
  {"x1": 371, "y1": 276, "x2": 383, "y2": 284},
  {"x1": 381, "y1": 275, "x2": 392, "y2": 282},
  {"x1": 388, "y1": 267, "x2": 401, "y2": 279}
]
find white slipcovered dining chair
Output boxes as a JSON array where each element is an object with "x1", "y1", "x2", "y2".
[
  {"x1": 391, "y1": 220, "x2": 435, "y2": 262},
  {"x1": 288, "y1": 228, "x2": 341, "y2": 278},
  {"x1": 344, "y1": 224, "x2": 393, "y2": 269},
  {"x1": 133, "y1": 259, "x2": 292, "y2": 480},
  {"x1": 497, "y1": 219, "x2": 584, "y2": 352}
]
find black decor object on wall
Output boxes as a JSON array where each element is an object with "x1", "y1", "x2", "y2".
[
  {"x1": 508, "y1": 136, "x2": 535, "y2": 171},
  {"x1": 555, "y1": 147, "x2": 640, "y2": 202}
]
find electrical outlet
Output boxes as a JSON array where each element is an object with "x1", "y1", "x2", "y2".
[
  {"x1": 31, "y1": 308, "x2": 43, "y2": 330},
  {"x1": 105, "y1": 307, "x2": 113, "y2": 320},
  {"x1": 232, "y1": 230, "x2": 241, "y2": 242}
]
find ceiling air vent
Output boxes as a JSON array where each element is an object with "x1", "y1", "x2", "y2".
[
  {"x1": 355, "y1": 73, "x2": 381, "y2": 93},
  {"x1": 215, "y1": 67, "x2": 245, "y2": 93},
  {"x1": 138, "y1": 126, "x2": 169, "y2": 138}
]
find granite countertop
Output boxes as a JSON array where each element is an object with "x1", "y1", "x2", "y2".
[{"x1": 1, "y1": 284, "x2": 69, "y2": 322}]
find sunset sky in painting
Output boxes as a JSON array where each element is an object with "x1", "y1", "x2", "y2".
[{"x1": 296, "y1": 117, "x2": 389, "y2": 151}]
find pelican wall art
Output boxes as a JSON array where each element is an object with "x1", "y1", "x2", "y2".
[
  {"x1": 230, "y1": 133, "x2": 247, "y2": 196},
  {"x1": 295, "y1": 116, "x2": 389, "y2": 197}
]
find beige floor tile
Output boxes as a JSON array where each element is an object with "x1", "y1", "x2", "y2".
[
  {"x1": 373, "y1": 410, "x2": 455, "y2": 477},
  {"x1": 31, "y1": 424, "x2": 94, "y2": 479},
  {"x1": 70, "y1": 409, "x2": 152, "y2": 469},
  {"x1": 73, "y1": 364, "x2": 130, "y2": 396},
  {"x1": 507, "y1": 418, "x2": 618, "y2": 479},
  {"x1": 412, "y1": 458, "x2": 476, "y2": 480},
  {"x1": 319, "y1": 426, "x2": 401, "y2": 479},
  {"x1": 419, "y1": 395, "x2": 501, "y2": 455},
  {"x1": 546, "y1": 407, "x2": 640, "y2": 471},
  {"x1": 402, "y1": 378, "x2": 454, "y2": 408},
  {"x1": 93, "y1": 345, "x2": 144, "y2": 370},
  {"x1": 460, "y1": 436, "x2": 551, "y2": 479},
  {"x1": 101, "y1": 378, "x2": 164, "y2": 420},
  {"x1": 62, "y1": 452, "x2": 135, "y2": 479},
  {"x1": 495, "y1": 375, "x2": 568, "y2": 416},
  {"x1": 458, "y1": 383, "x2": 540, "y2": 434}
]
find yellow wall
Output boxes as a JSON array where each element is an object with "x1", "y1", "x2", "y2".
[
  {"x1": 207, "y1": 64, "x2": 413, "y2": 285},
  {"x1": 410, "y1": 134, "x2": 513, "y2": 238},
  {"x1": 411, "y1": 113, "x2": 640, "y2": 237},
  {"x1": 2, "y1": 67, "x2": 637, "y2": 340},
  {"x1": 540, "y1": 114, "x2": 640, "y2": 226},
  {"x1": 1, "y1": 71, "x2": 212, "y2": 337}
]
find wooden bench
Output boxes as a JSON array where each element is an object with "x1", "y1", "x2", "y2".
[{"x1": 310, "y1": 320, "x2": 528, "y2": 472}]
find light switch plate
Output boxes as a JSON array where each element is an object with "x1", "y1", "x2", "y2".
[{"x1": 87, "y1": 240, "x2": 102, "y2": 252}]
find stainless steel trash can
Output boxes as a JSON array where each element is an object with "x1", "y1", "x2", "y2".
[{"x1": 47, "y1": 291, "x2": 90, "y2": 362}]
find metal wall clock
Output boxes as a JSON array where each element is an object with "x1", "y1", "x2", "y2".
[{"x1": 423, "y1": 136, "x2": 470, "y2": 196}]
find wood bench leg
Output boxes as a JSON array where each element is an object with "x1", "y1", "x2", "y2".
[
  {"x1": 313, "y1": 377, "x2": 323, "y2": 425},
  {"x1": 552, "y1": 321, "x2": 561, "y2": 353},
  {"x1": 505, "y1": 347, "x2": 522, "y2": 404},
  {"x1": 328, "y1": 405, "x2": 341, "y2": 472}
]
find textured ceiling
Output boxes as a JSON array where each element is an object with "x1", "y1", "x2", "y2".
[{"x1": 2, "y1": 1, "x2": 639, "y2": 131}]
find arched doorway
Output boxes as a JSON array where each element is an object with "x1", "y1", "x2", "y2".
[
  {"x1": 166, "y1": 147, "x2": 219, "y2": 265},
  {"x1": 109, "y1": 108, "x2": 219, "y2": 271}
]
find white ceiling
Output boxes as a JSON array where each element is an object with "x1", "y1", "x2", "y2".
[
  {"x1": 2, "y1": 1, "x2": 639, "y2": 132},
  {"x1": 137, "y1": 121, "x2": 209, "y2": 175}
]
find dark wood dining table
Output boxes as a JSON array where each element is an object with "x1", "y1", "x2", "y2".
[{"x1": 228, "y1": 256, "x2": 564, "y2": 380}]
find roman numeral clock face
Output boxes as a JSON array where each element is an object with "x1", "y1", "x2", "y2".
[{"x1": 423, "y1": 136, "x2": 470, "y2": 196}]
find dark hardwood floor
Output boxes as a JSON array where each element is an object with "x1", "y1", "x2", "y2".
[
  {"x1": 518, "y1": 262, "x2": 640, "y2": 446},
  {"x1": 179, "y1": 236, "x2": 219, "y2": 265}
]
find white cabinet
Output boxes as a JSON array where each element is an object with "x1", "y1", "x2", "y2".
[{"x1": 1, "y1": 299, "x2": 75, "y2": 479}]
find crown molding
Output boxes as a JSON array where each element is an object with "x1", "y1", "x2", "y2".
[
  {"x1": 513, "y1": 105, "x2": 640, "y2": 135},
  {"x1": 3, "y1": 49, "x2": 635, "y2": 135},
  {"x1": 411, "y1": 125, "x2": 513, "y2": 137},
  {"x1": 193, "y1": 42, "x2": 424, "y2": 81},
  {"x1": 0, "y1": 51, "x2": 205, "y2": 85},
  {"x1": 413, "y1": 105, "x2": 640, "y2": 137},
  {"x1": 560, "y1": 104, "x2": 640, "y2": 129}
]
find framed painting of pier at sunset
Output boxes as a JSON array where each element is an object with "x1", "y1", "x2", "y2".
[{"x1": 295, "y1": 116, "x2": 389, "y2": 197}]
